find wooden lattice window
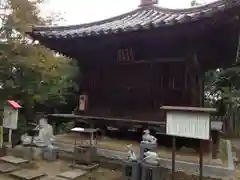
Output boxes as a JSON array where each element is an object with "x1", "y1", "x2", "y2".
[{"x1": 117, "y1": 48, "x2": 134, "y2": 62}]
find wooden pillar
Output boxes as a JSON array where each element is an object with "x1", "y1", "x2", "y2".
[
  {"x1": 199, "y1": 71, "x2": 205, "y2": 106},
  {"x1": 90, "y1": 132, "x2": 93, "y2": 146},
  {"x1": 211, "y1": 130, "x2": 220, "y2": 159},
  {"x1": 172, "y1": 136, "x2": 176, "y2": 180},
  {"x1": 208, "y1": 137, "x2": 213, "y2": 161},
  {"x1": 199, "y1": 140, "x2": 203, "y2": 180},
  {"x1": 186, "y1": 52, "x2": 202, "y2": 107}
]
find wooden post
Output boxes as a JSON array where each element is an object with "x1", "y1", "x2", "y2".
[
  {"x1": 0, "y1": 126, "x2": 3, "y2": 148},
  {"x1": 8, "y1": 129, "x2": 12, "y2": 147},
  {"x1": 172, "y1": 136, "x2": 176, "y2": 180},
  {"x1": 199, "y1": 140, "x2": 203, "y2": 180},
  {"x1": 90, "y1": 132, "x2": 93, "y2": 146},
  {"x1": 73, "y1": 137, "x2": 77, "y2": 166},
  {"x1": 208, "y1": 138, "x2": 213, "y2": 161},
  {"x1": 212, "y1": 131, "x2": 219, "y2": 159}
]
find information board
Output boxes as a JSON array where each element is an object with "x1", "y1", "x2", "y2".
[
  {"x1": 166, "y1": 111, "x2": 210, "y2": 140},
  {"x1": 3, "y1": 107, "x2": 18, "y2": 129}
]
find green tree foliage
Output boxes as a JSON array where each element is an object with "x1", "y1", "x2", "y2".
[
  {"x1": 205, "y1": 68, "x2": 240, "y2": 107},
  {"x1": 190, "y1": 1, "x2": 240, "y2": 108},
  {"x1": 0, "y1": 0, "x2": 79, "y2": 120}
]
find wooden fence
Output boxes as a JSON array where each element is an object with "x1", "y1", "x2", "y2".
[{"x1": 219, "y1": 106, "x2": 240, "y2": 137}]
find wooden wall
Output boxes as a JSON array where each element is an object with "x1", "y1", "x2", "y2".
[{"x1": 80, "y1": 56, "x2": 203, "y2": 121}]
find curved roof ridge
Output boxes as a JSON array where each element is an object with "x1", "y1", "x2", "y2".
[
  {"x1": 33, "y1": 8, "x2": 142, "y2": 31},
  {"x1": 32, "y1": 0, "x2": 238, "y2": 33},
  {"x1": 33, "y1": 0, "x2": 227, "y2": 31}
]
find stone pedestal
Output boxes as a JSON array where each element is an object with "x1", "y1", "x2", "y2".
[
  {"x1": 43, "y1": 147, "x2": 58, "y2": 161},
  {"x1": 0, "y1": 147, "x2": 6, "y2": 157},
  {"x1": 141, "y1": 162, "x2": 161, "y2": 180},
  {"x1": 23, "y1": 147, "x2": 43, "y2": 160},
  {"x1": 10, "y1": 145, "x2": 43, "y2": 160},
  {"x1": 140, "y1": 143, "x2": 157, "y2": 160},
  {"x1": 74, "y1": 146, "x2": 98, "y2": 165},
  {"x1": 122, "y1": 160, "x2": 140, "y2": 180}
]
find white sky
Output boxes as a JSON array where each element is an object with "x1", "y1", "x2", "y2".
[{"x1": 39, "y1": 0, "x2": 216, "y2": 25}]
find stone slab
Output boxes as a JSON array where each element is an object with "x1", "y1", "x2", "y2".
[
  {"x1": 11, "y1": 169, "x2": 46, "y2": 180},
  {"x1": 40, "y1": 177, "x2": 66, "y2": 180},
  {"x1": 69, "y1": 163, "x2": 99, "y2": 171},
  {"x1": 53, "y1": 177, "x2": 66, "y2": 180},
  {"x1": 53, "y1": 178, "x2": 67, "y2": 180},
  {"x1": 0, "y1": 156, "x2": 29, "y2": 165},
  {"x1": 57, "y1": 169, "x2": 87, "y2": 179},
  {"x1": 0, "y1": 162, "x2": 19, "y2": 173}
]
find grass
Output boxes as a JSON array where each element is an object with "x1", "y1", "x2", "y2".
[
  {"x1": 97, "y1": 139, "x2": 140, "y2": 152},
  {"x1": 218, "y1": 139, "x2": 228, "y2": 164},
  {"x1": 79, "y1": 168, "x2": 122, "y2": 180},
  {"x1": 97, "y1": 138, "x2": 228, "y2": 166},
  {"x1": 54, "y1": 134, "x2": 228, "y2": 166}
]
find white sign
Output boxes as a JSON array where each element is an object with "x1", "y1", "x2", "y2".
[
  {"x1": 3, "y1": 107, "x2": 18, "y2": 129},
  {"x1": 166, "y1": 111, "x2": 210, "y2": 140}
]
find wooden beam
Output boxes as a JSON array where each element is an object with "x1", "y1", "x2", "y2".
[{"x1": 114, "y1": 58, "x2": 185, "y2": 65}]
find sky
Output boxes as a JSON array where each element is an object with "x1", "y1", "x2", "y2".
[{"x1": 39, "y1": 0, "x2": 216, "y2": 26}]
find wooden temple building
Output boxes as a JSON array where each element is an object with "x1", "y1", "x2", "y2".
[{"x1": 28, "y1": 0, "x2": 240, "y2": 157}]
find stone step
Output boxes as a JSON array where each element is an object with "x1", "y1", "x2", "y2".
[
  {"x1": 0, "y1": 156, "x2": 29, "y2": 165},
  {"x1": 0, "y1": 162, "x2": 19, "y2": 173},
  {"x1": 57, "y1": 169, "x2": 87, "y2": 180},
  {"x1": 39, "y1": 176, "x2": 67, "y2": 180},
  {"x1": 10, "y1": 169, "x2": 46, "y2": 180}
]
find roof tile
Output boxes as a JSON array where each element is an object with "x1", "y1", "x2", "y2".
[
  {"x1": 30, "y1": 0, "x2": 240, "y2": 39},
  {"x1": 7, "y1": 100, "x2": 21, "y2": 109}
]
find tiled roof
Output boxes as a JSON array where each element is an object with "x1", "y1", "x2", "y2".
[
  {"x1": 7, "y1": 100, "x2": 22, "y2": 109},
  {"x1": 30, "y1": 0, "x2": 240, "y2": 39}
]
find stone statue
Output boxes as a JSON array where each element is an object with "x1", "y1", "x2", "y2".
[
  {"x1": 143, "y1": 151, "x2": 160, "y2": 165},
  {"x1": 35, "y1": 118, "x2": 53, "y2": 146},
  {"x1": 21, "y1": 133, "x2": 32, "y2": 145},
  {"x1": 141, "y1": 129, "x2": 157, "y2": 144},
  {"x1": 21, "y1": 118, "x2": 54, "y2": 147},
  {"x1": 126, "y1": 144, "x2": 137, "y2": 161}
]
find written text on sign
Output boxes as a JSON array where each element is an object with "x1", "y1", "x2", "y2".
[{"x1": 166, "y1": 111, "x2": 210, "y2": 140}]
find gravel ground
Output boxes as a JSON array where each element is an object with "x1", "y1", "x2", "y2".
[
  {"x1": 0, "y1": 160, "x2": 71, "y2": 180},
  {"x1": 0, "y1": 160, "x2": 122, "y2": 180}
]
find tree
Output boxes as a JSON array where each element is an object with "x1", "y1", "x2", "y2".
[
  {"x1": 191, "y1": 0, "x2": 200, "y2": 7},
  {"x1": 205, "y1": 67, "x2": 240, "y2": 107},
  {"x1": 191, "y1": 0, "x2": 205, "y2": 7},
  {"x1": 190, "y1": 1, "x2": 240, "y2": 108},
  {"x1": 0, "y1": 0, "x2": 79, "y2": 120}
]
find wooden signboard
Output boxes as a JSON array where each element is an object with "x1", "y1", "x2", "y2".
[
  {"x1": 166, "y1": 111, "x2": 210, "y2": 140},
  {"x1": 161, "y1": 106, "x2": 216, "y2": 180},
  {"x1": 2, "y1": 100, "x2": 21, "y2": 147},
  {"x1": 3, "y1": 107, "x2": 19, "y2": 130}
]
